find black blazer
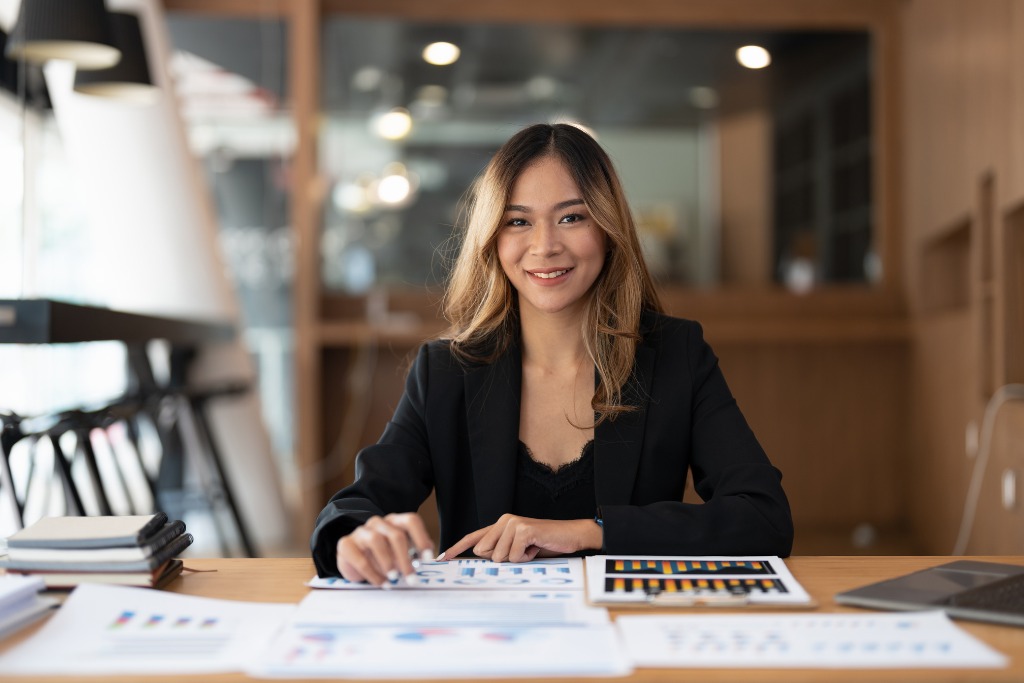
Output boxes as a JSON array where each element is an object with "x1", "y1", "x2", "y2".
[{"x1": 311, "y1": 311, "x2": 793, "y2": 577}]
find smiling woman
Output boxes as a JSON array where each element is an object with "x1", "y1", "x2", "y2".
[{"x1": 310, "y1": 123, "x2": 794, "y2": 585}]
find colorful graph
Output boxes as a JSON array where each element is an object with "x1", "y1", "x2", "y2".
[
  {"x1": 106, "y1": 611, "x2": 221, "y2": 631},
  {"x1": 603, "y1": 576, "x2": 788, "y2": 596},
  {"x1": 586, "y1": 555, "x2": 814, "y2": 605},
  {"x1": 603, "y1": 559, "x2": 775, "y2": 575}
]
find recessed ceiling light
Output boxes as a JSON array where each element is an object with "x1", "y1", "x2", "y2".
[
  {"x1": 736, "y1": 45, "x2": 771, "y2": 69},
  {"x1": 422, "y1": 41, "x2": 460, "y2": 66},
  {"x1": 375, "y1": 108, "x2": 412, "y2": 140}
]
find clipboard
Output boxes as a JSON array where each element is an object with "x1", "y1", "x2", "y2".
[{"x1": 584, "y1": 555, "x2": 817, "y2": 608}]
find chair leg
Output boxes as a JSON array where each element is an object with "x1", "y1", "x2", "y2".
[
  {"x1": 49, "y1": 435, "x2": 85, "y2": 516},
  {"x1": 189, "y1": 397, "x2": 257, "y2": 558},
  {"x1": 0, "y1": 424, "x2": 25, "y2": 529},
  {"x1": 75, "y1": 428, "x2": 113, "y2": 516}
]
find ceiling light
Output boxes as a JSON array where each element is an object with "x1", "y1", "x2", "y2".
[
  {"x1": 422, "y1": 41, "x2": 460, "y2": 66},
  {"x1": 736, "y1": 45, "x2": 771, "y2": 69},
  {"x1": 374, "y1": 108, "x2": 412, "y2": 140},
  {"x1": 73, "y1": 12, "x2": 159, "y2": 104},
  {"x1": 5, "y1": 0, "x2": 120, "y2": 69},
  {"x1": 377, "y1": 174, "x2": 411, "y2": 205}
]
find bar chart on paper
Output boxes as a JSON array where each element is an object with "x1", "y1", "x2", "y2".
[
  {"x1": 586, "y1": 556, "x2": 813, "y2": 606},
  {"x1": 308, "y1": 557, "x2": 585, "y2": 590}
]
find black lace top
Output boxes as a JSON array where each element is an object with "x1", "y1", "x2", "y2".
[{"x1": 511, "y1": 439, "x2": 597, "y2": 520}]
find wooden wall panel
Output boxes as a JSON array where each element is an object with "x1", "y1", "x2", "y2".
[
  {"x1": 1011, "y1": 4, "x2": 1024, "y2": 206},
  {"x1": 913, "y1": 0, "x2": 971, "y2": 243},
  {"x1": 962, "y1": 1, "x2": 1012, "y2": 185},
  {"x1": 909, "y1": 314, "x2": 976, "y2": 554},
  {"x1": 711, "y1": 341, "x2": 910, "y2": 540},
  {"x1": 718, "y1": 112, "x2": 772, "y2": 286},
  {"x1": 902, "y1": 0, "x2": 1024, "y2": 554}
]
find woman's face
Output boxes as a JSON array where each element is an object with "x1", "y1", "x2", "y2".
[{"x1": 496, "y1": 155, "x2": 607, "y2": 321}]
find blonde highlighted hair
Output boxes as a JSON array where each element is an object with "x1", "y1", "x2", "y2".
[{"x1": 443, "y1": 123, "x2": 663, "y2": 423}]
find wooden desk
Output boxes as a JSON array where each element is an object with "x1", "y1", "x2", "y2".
[{"x1": 1, "y1": 556, "x2": 1022, "y2": 682}]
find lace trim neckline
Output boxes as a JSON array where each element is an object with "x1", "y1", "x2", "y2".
[{"x1": 519, "y1": 439, "x2": 595, "y2": 474}]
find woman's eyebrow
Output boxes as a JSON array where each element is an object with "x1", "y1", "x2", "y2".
[{"x1": 504, "y1": 198, "x2": 585, "y2": 212}]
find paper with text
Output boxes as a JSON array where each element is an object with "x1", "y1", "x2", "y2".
[{"x1": 616, "y1": 611, "x2": 1007, "y2": 668}]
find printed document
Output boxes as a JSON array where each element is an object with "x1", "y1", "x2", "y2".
[
  {"x1": 309, "y1": 556, "x2": 584, "y2": 591},
  {"x1": 0, "y1": 583, "x2": 294, "y2": 675},
  {"x1": 616, "y1": 611, "x2": 1007, "y2": 668},
  {"x1": 253, "y1": 586, "x2": 629, "y2": 678}
]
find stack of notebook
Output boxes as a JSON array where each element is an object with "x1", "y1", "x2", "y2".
[{"x1": 1, "y1": 513, "x2": 192, "y2": 589}]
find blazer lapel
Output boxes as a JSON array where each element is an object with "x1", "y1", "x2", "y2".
[
  {"x1": 595, "y1": 339, "x2": 655, "y2": 506},
  {"x1": 465, "y1": 342, "x2": 521, "y2": 526}
]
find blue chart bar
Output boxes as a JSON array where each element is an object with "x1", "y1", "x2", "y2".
[
  {"x1": 558, "y1": 567, "x2": 570, "y2": 574},
  {"x1": 533, "y1": 567, "x2": 547, "y2": 575},
  {"x1": 486, "y1": 568, "x2": 499, "y2": 576},
  {"x1": 461, "y1": 568, "x2": 475, "y2": 577},
  {"x1": 512, "y1": 567, "x2": 523, "y2": 575}
]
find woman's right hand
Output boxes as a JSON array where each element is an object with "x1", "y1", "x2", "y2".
[{"x1": 335, "y1": 512, "x2": 434, "y2": 586}]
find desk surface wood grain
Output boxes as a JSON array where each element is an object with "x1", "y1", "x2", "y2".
[{"x1": 2, "y1": 556, "x2": 1022, "y2": 682}]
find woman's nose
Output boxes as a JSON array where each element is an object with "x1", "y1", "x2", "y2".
[{"x1": 529, "y1": 221, "x2": 561, "y2": 255}]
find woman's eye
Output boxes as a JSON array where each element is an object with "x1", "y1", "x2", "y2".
[
  {"x1": 559, "y1": 213, "x2": 584, "y2": 224},
  {"x1": 505, "y1": 217, "x2": 528, "y2": 227}
]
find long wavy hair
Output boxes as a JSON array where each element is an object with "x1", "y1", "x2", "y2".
[{"x1": 442, "y1": 123, "x2": 663, "y2": 424}]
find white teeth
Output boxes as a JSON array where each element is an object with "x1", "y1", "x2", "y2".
[{"x1": 533, "y1": 269, "x2": 568, "y2": 279}]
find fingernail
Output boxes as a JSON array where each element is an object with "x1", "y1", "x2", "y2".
[
  {"x1": 405, "y1": 574, "x2": 420, "y2": 586},
  {"x1": 434, "y1": 551, "x2": 446, "y2": 561},
  {"x1": 380, "y1": 580, "x2": 392, "y2": 590},
  {"x1": 386, "y1": 569, "x2": 400, "y2": 582},
  {"x1": 420, "y1": 549, "x2": 434, "y2": 563},
  {"x1": 411, "y1": 558, "x2": 421, "y2": 569}
]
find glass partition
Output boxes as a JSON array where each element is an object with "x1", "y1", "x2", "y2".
[
  {"x1": 166, "y1": 14, "x2": 295, "y2": 468},
  {"x1": 317, "y1": 19, "x2": 873, "y2": 294}
]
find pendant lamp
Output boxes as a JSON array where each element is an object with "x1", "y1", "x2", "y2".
[
  {"x1": 4, "y1": 0, "x2": 120, "y2": 70},
  {"x1": 74, "y1": 11, "x2": 157, "y2": 103}
]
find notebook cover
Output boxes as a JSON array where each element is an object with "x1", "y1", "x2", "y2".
[
  {"x1": 0, "y1": 532, "x2": 193, "y2": 573},
  {"x1": 6, "y1": 520, "x2": 186, "y2": 563},
  {"x1": 6, "y1": 513, "x2": 168, "y2": 549}
]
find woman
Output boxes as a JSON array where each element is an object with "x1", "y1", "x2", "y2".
[{"x1": 311, "y1": 123, "x2": 793, "y2": 584}]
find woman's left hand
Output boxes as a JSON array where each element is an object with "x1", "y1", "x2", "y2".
[{"x1": 440, "y1": 514, "x2": 602, "y2": 562}]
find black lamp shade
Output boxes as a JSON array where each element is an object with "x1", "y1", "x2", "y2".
[
  {"x1": 74, "y1": 11, "x2": 157, "y2": 103},
  {"x1": 5, "y1": 0, "x2": 120, "y2": 70}
]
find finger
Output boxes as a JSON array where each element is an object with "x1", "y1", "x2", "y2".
[
  {"x1": 441, "y1": 526, "x2": 490, "y2": 560},
  {"x1": 353, "y1": 524, "x2": 402, "y2": 585},
  {"x1": 488, "y1": 518, "x2": 519, "y2": 563},
  {"x1": 385, "y1": 513, "x2": 435, "y2": 564},
  {"x1": 474, "y1": 518, "x2": 511, "y2": 560},
  {"x1": 336, "y1": 557, "x2": 367, "y2": 583},
  {"x1": 336, "y1": 537, "x2": 368, "y2": 583},
  {"x1": 337, "y1": 533, "x2": 386, "y2": 585},
  {"x1": 508, "y1": 524, "x2": 540, "y2": 563},
  {"x1": 365, "y1": 517, "x2": 412, "y2": 580}
]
